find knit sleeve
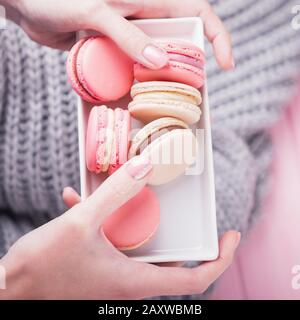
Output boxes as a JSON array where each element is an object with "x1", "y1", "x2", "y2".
[
  {"x1": 0, "y1": 29, "x2": 31, "y2": 258},
  {"x1": 209, "y1": 0, "x2": 300, "y2": 235},
  {"x1": 0, "y1": 22, "x2": 80, "y2": 219},
  {"x1": 0, "y1": 214, "x2": 34, "y2": 258}
]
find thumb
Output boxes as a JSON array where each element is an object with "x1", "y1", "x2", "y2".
[
  {"x1": 88, "y1": 4, "x2": 169, "y2": 69},
  {"x1": 84, "y1": 155, "x2": 153, "y2": 226}
]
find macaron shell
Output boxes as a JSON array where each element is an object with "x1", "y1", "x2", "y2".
[
  {"x1": 134, "y1": 61, "x2": 205, "y2": 89},
  {"x1": 102, "y1": 187, "x2": 160, "y2": 250},
  {"x1": 129, "y1": 117, "x2": 188, "y2": 159},
  {"x1": 141, "y1": 129, "x2": 198, "y2": 186},
  {"x1": 128, "y1": 99, "x2": 201, "y2": 125},
  {"x1": 67, "y1": 38, "x2": 100, "y2": 104},
  {"x1": 77, "y1": 37, "x2": 134, "y2": 102},
  {"x1": 108, "y1": 108, "x2": 130, "y2": 175}
]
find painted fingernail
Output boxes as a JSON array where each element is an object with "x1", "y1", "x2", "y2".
[
  {"x1": 142, "y1": 44, "x2": 169, "y2": 69},
  {"x1": 126, "y1": 156, "x2": 153, "y2": 181}
]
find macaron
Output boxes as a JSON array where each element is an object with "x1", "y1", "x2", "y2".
[
  {"x1": 129, "y1": 117, "x2": 198, "y2": 185},
  {"x1": 86, "y1": 105, "x2": 130, "y2": 174},
  {"x1": 67, "y1": 36, "x2": 134, "y2": 103},
  {"x1": 128, "y1": 81, "x2": 202, "y2": 125},
  {"x1": 102, "y1": 187, "x2": 160, "y2": 251},
  {"x1": 134, "y1": 40, "x2": 205, "y2": 89}
]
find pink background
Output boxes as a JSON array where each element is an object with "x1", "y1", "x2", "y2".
[{"x1": 211, "y1": 85, "x2": 300, "y2": 300}]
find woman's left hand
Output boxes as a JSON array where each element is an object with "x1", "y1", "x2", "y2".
[{"x1": 4, "y1": 0, "x2": 233, "y2": 70}]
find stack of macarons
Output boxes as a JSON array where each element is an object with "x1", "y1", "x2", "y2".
[
  {"x1": 85, "y1": 104, "x2": 161, "y2": 251},
  {"x1": 127, "y1": 40, "x2": 205, "y2": 184},
  {"x1": 67, "y1": 36, "x2": 205, "y2": 251}
]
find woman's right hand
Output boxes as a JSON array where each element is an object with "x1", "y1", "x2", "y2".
[{"x1": 0, "y1": 156, "x2": 240, "y2": 299}]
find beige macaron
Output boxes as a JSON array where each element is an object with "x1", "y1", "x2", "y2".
[
  {"x1": 128, "y1": 81, "x2": 202, "y2": 125},
  {"x1": 129, "y1": 117, "x2": 198, "y2": 185}
]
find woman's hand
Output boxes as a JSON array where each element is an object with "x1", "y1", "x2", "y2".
[
  {"x1": 4, "y1": 0, "x2": 233, "y2": 70},
  {"x1": 0, "y1": 156, "x2": 240, "y2": 299}
]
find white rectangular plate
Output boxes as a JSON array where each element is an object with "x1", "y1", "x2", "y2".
[{"x1": 77, "y1": 17, "x2": 218, "y2": 263}]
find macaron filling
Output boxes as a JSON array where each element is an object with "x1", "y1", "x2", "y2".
[
  {"x1": 160, "y1": 42, "x2": 205, "y2": 64},
  {"x1": 131, "y1": 81, "x2": 202, "y2": 104},
  {"x1": 108, "y1": 108, "x2": 130, "y2": 174},
  {"x1": 133, "y1": 91, "x2": 200, "y2": 105},
  {"x1": 95, "y1": 107, "x2": 109, "y2": 173},
  {"x1": 167, "y1": 53, "x2": 204, "y2": 69}
]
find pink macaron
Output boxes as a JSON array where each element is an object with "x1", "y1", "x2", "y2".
[
  {"x1": 67, "y1": 36, "x2": 134, "y2": 103},
  {"x1": 102, "y1": 186, "x2": 160, "y2": 251},
  {"x1": 86, "y1": 105, "x2": 130, "y2": 174},
  {"x1": 134, "y1": 40, "x2": 205, "y2": 89}
]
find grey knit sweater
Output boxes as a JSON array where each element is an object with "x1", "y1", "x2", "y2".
[{"x1": 0, "y1": 0, "x2": 300, "y2": 267}]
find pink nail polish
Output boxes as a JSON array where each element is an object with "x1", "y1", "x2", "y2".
[
  {"x1": 142, "y1": 44, "x2": 169, "y2": 69},
  {"x1": 127, "y1": 156, "x2": 153, "y2": 180}
]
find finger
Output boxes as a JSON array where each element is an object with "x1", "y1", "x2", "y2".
[
  {"x1": 84, "y1": 155, "x2": 153, "y2": 225},
  {"x1": 63, "y1": 187, "x2": 81, "y2": 208},
  {"x1": 191, "y1": 231, "x2": 241, "y2": 288},
  {"x1": 198, "y1": 2, "x2": 234, "y2": 70},
  {"x1": 138, "y1": 231, "x2": 240, "y2": 297},
  {"x1": 87, "y1": 3, "x2": 169, "y2": 69}
]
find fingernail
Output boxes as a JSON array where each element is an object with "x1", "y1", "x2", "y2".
[
  {"x1": 235, "y1": 232, "x2": 241, "y2": 248},
  {"x1": 142, "y1": 44, "x2": 169, "y2": 69},
  {"x1": 126, "y1": 156, "x2": 153, "y2": 181}
]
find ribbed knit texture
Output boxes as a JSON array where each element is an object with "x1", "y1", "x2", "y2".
[{"x1": 0, "y1": 0, "x2": 299, "y2": 298}]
